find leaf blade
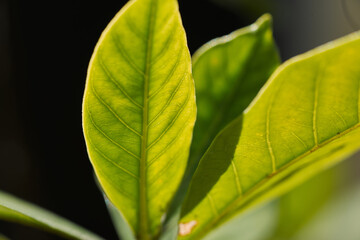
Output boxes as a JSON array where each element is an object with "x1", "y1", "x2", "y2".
[
  {"x1": 82, "y1": 0, "x2": 196, "y2": 237},
  {"x1": 189, "y1": 14, "x2": 280, "y2": 169},
  {"x1": 180, "y1": 31, "x2": 360, "y2": 239},
  {"x1": 0, "y1": 191, "x2": 103, "y2": 240}
]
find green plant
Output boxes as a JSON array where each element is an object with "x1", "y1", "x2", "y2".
[{"x1": 1, "y1": 0, "x2": 360, "y2": 239}]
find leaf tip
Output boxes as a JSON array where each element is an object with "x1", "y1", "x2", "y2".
[{"x1": 252, "y1": 13, "x2": 273, "y2": 33}]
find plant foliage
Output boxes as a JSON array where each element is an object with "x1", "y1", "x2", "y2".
[{"x1": 1, "y1": 0, "x2": 360, "y2": 239}]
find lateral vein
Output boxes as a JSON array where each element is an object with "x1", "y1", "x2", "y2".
[
  {"x1": 266, "y1": 94, "x2": 276, "y2": 173},
  {"x1": 313, "y1": 66, "x2": 321, "y2": 146}
]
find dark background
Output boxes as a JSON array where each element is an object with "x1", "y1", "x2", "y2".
[{"x1": 0, "y1": 0, "x2": 359, "y2": 239}]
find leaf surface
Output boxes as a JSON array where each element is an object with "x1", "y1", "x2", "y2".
[
  {"x1": 82, "y1": 0, "x2": 196, "y2": 238},
  {"x1": 180, "y1": 32, "x2": 360, "y2": 239},
  {"x1": 189, "y1": 14, "x2": 280, "y2": 169},
  {"x1": 0, "y1": 190, "x2": 103, "y2": 240}
]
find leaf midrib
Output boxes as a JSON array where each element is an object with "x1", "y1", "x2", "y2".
[
  {"x1": 139, "y1": 0, "x2": 157, "y2": 238},
  {"x1": 189, "y1": 122, "x2": 360, "y2": 239}
]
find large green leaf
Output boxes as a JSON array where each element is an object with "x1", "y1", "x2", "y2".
[
  {"x1": 180, "y1": 31, "x2": 360, "y2": 239},
  {"x1": 82, "y1": 0, "x2": 196, "y2": 238},
  {"x1": 189, "y1": 14, "x2": 280, "y2": 170},
  {"x1": 0, "y1": 190, "x2": 103, "y2": 240}
]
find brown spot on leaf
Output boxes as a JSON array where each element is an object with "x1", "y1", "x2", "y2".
[{"x1": 179, "y1": 220, "x2": 197, "y2": 236}]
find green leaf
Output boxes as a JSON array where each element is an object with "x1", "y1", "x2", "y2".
[
  {"x1": 82, "y1": 0, "x2": 196, "y2": 238},
  {"x1": 160, "y1": 15, "x2": 280, "y2": 239},
  {"x1": 0, "y1": 190, "x2": 103, "y2": 240},
  {"x1": 180, "y1": 31, "x2": 360, "y2": 239},
  {"x1": 189, "y1": 14, "x2": 280, "y2": 170}
]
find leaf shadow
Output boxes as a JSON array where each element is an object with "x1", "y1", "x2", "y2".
[{"x1": 181, "y1": 115, "x2": 244, "y2": 217}]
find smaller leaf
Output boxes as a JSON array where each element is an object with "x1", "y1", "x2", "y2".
[
  {"x1": 0, "y1": 190, "x2": 103, "y2": 240},
  {"x1": 189, "y1": 13, "x2": 280, "y2": 169}
]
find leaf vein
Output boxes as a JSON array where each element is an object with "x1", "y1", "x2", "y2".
[
  {"x1": 313, "y1": 67, "x2": 321, "y2": 146},
  {"x1": 98, "y1": 57, "x2": 142, "y2": 109},
  {"x1": 148, "y1": 73, "x2": 186, "y2": 126},
  {"x1": 112, "y1": 34, "x2": 145, "y2": 76},
  {"x1": 90, "y1": 80, "x2": 142, "y2": 137},
  {"x1": 332, "y1": 108, "x2": 347, "y2": 128},
  {"x1": 152, "y1": 23, "x2": 177, "y2": 64},
  {"x1": 231, "y1": 162, "x2": 242, "y2": 195},
  {"x1": 87, "y1": 134, "x2": 139, "y2": 179},
  {"x1": 86, "y1": 104, "x2": 140, "y2": 160},
  {"x1": 207, "y1": 194, "x2": 219, "y2": 216},
  {"x1": 266, "y1": 94, "x2": 277, "y2": 173},
  {"x1": 149, "y1": 53, "x2": 182, "y2": 99},
  {"x1": 147, "y1": 78, "x2": 191, "y2": 150},
  {"x1": 125, "y1": 17, "x2": 146, "y2": 39},
  {"x1": 290, "y1": 131, "x2": 308, "y2": 149},
  {"x1": 147, "y1": 114, "x2": 190, "y2": 168}
]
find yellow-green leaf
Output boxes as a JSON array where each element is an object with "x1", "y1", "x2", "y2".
[
  {"x1": 180, "y1": 31, "x2": 360, "y2": 239},
  {"x1": 82, "y1": 0, "x2": 196, "y2": 238}
]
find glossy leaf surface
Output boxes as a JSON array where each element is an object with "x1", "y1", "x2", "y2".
[
  {"x1": 190, "y1": 14, "x2": 280, "y2": 168},
  {"x1": 180, "y1": 32, "x2": 360, "y2": 239},
  {"x1": 82, "y1": 0, "x2": 196, "y2": 237},
  {"x1": 0, "y1": 191, "x2": 103, "y2": 240}
]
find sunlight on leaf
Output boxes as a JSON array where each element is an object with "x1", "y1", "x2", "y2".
[
  {"x1": 180, "y1": 31, "x2": 360, "y2": 239},
  {"x1": 82, "y1": 0, "x2": 196, "y2": 238}
]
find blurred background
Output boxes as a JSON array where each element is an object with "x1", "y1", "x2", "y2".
[{"x1": 0, "y1": 0, "x2": 359, "y2": 239}]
